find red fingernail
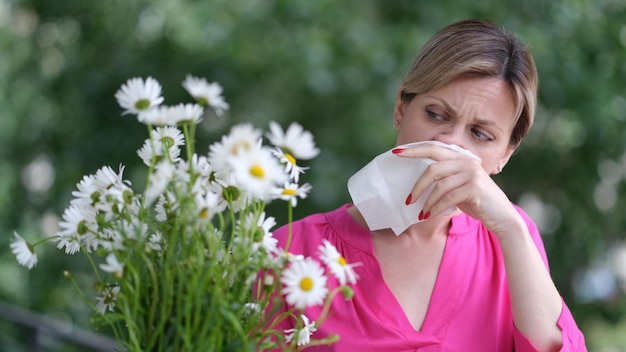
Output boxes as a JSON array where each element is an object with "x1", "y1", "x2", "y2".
[
  {"x1": 405, "y1": 194, "x2": 412, "y2": 205},
  {"x1": 418, "y1": 210, "x2": 424, "y2": 220},
  {"x1": 423, "y1": 211, "x2": 431, "y2": 220},
  {"x1": 392, "y1": 148, "x2": 405, "y2": 155}
]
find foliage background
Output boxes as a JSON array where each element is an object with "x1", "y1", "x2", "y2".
[{"x1": 0, "y1": 0, "x2": 625, "y2": 350}]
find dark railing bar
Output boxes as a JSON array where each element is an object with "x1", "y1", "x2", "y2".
[{"x1": 0, "y1": 300, "x2": 122, "y2": 351}]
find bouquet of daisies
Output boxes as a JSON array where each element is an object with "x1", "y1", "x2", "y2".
[{"x1": 10, "y1": 75, "x2": 359, "y2": 351}]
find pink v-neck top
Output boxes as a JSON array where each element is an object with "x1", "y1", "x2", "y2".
[{"x1": 270, "y1": 204, "x2": 586, "y2": 351}]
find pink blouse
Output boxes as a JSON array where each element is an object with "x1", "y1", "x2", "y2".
[{"x1": 269, "y1": 204, "x2": 586, "y2": 351}]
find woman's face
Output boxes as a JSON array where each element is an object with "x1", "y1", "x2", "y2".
[{"x1": 394, "y1": 77, "x2": 518, "y2": 174}]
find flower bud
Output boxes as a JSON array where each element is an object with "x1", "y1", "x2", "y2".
[
  {"x1": 341, "y1": 286, "x2": 355, "y2": 300},
  {"x1": 264, "y1": 275, "x2": 275, "y2": 287},
  {"x1": 93, "y1": 281, "x2": 106, "y2": 291}
]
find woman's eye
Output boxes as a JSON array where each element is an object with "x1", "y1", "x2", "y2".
[
  {"x1": 426, "y1": 109, "x2": 444, "y2": 121},
  {"x1": 471, "y1": 128, "x2": 493, "y2": 141}
]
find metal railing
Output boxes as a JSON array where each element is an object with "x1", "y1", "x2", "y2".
[{"x1": 0, "y1": 300, "x2": 122, "y2": 352}]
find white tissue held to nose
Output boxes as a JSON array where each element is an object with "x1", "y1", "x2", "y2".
[{"x1": 347, "y1": 141, "x2": 480, "y2": 235}]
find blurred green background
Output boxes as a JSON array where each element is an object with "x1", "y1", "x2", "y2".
[{"x1": 1, "y1": 0, "x2": 625, "y2": 350}]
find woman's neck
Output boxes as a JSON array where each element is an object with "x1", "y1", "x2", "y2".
[{"x1": 347, "y1": 204, "x2": 456, "y2": 240}]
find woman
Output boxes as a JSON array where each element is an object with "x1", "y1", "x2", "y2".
[{"x1": 269, "y1": 19, "x2": 586, "y2": 351}]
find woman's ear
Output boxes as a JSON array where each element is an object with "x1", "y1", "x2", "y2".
[
  {"x1": 393, "y1": 88, "x2": 406, "y2": 130},
  {"x1": 493, "y1": 146, "x2": 516, "y2": 174}
]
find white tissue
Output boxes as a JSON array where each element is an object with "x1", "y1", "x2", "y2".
[{"x1": 347, "y1": 141, "x2": 480, "y2": 235}]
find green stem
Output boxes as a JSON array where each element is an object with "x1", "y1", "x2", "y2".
[
  {"x1": 314, "y1": 286, "x2": 344, "y2": 328},
  {"x1": 182, "y1": 123, "x2": 195, "y2": 173},
  {"x1": 143, "y1": 251, "x2": 159, "y2": 349},
  {"x1": 31, "y1": 235, "x2": 59, "y2": 247},
  {"x1": 284, "y1": 202, "x2": 294, "y2": 253},
  {"x1": 145, "y1": 123, "x2": 155, "y2": 191},
  {"x1": 83, "y1": 251, "x2": 103, "y2": 283},
  {"x1": 67, "y1": 276, "x2": 98, "y2": 311}
]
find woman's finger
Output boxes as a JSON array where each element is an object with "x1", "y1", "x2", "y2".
[
  {"x1": 393, "y1": 143, "x2": 475, "y2": 162},
  {"x1": 420, "y1": 170, "x2": 471, "y2": 217},
  {"x1": 406, "y1": 158, "x2": 480, "y2": 206}
]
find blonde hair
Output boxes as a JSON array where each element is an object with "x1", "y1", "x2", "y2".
[{"x1": 400, "y1": 19, "x2": 538, "y2": 147}]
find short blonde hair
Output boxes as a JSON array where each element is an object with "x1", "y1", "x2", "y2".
[{"x1": 400, "y1": 19, "x2": 538, "y2": 147}]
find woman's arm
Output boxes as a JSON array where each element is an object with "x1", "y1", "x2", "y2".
[
  {"x1": 399, "y1": 144, "x2": 568, "y2": 351},
  {"x1": 491, "y1": 208, "x2": 564, "y2": 351}
]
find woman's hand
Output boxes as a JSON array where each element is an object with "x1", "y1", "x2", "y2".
[{"x1": 395, "y1": 143, "x2": 520, "y2": 237}]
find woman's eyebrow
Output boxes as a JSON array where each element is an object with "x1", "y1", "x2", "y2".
[
  {"x1": 432, "y1": 97, "x2": 458, "y2": 116},
  {"x1": 431, "y1": 97, "x2": 504, "y2": 133}
]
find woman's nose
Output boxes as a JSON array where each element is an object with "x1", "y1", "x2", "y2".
[{"x1": 433, "y1": 126, "x2": 466, "y2": 148}]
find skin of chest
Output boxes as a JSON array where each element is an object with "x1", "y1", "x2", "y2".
[{"x1": 371, "y1": 228, "x2": 448, "y2": 331}]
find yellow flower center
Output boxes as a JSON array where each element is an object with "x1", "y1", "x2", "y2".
[
  {"x1": 160, "y1": 136, "x2": 175, "y2": 149},
  {"x1": 282, "y1": 188, "x2": 297, "y2": 196},
  {"x1": 77, "y1": 220, "x2": 89, "y2": 235},
  {"x1": 253, "y1": 228, "x2": 265, "y2": 242},
  {"x1": 198, "y1": 97, "x2": 209, "y2": 106},
  {"x1": 299, "y1": 277, "x2": 313, "y2": 291},
  {"x1": 231, "y1": 141, "x2": 250, "y2": 155},
  {"x1": 285, "y1": 153, "x2": 296, "y2": 165},
  {"x1": 250, "y1": 165, "x2": 265, "y2": 178},
  {"x1": 134, "y1": 99, "x2": 151, "y2": 110},
  {"x1": 338, "y1": 256, "x2": 347, "y2": 266},
  {"x1": 199, "y1": 208, "x2": 209, "y2": 219},
  {"x1": 222, "y1": 186, "x2": 240, "y2": 202}
]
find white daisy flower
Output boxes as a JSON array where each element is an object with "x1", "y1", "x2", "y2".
[
  {"x1": 144, "y1": 161, "x2": 174, "y2": 205},
  {"x1": 114, "y1": 218, "x2": 147, "y2": 242},
  {"x1": 243, "y1": 302, "x2": 262, "y2": 315},
  {"x1": 273, "y1": 182, "x2": 312, "y2": 207},
  {"x1": 168, "y1": 103, "x2": 204, "y2": 125},
  {"x1": 93, "y1": 165, "x2": 130, "y2": 192},
  {"x1": 194, "y1": 190, "x2": 219, "y2": 221},
  {"x1": 264, "y1": 274, "x2": 275, "y2": 287},
  {"x1": 100, "y1": 253, "x2": 124, "y2": 279},
  {"x1": 98, "y1": 228, "x2": 125, "y2": 252},
  {"x1": 148, "y1": 232, "x2": 163, "y2": 251},
  {"x1": 138, "y1": 127, "x2": 185, "y2": 166},
  {"x1": 210, "y1": 176, "x2": 247, "y2": 212},
  {"x1": 281, "y1": 257, "x2": 328, "y2": 309},
  {"x1": 139, "y1": 103, "x2": 204, "y2": 126},
  {"x1": 153, "y1": 126, "x2": 185, "y2": 150},
  {"x1": 77, "y1": 165, "x2": 132, "y2": 220},
  {"x1": 191, "y1": 154, "x2": 213, "y2": 178},
  {"x1": 155, "y1": 191, "x2": 179, "y2": 222},
  {"x1": 243, "y1": 212, "x2": 278, "y2": 253},
  {"x1": 10, "y1": 232, "x2": 38, "y2": 269},
  {"x1": 155, "y1": 195, "x2": 169, "y2": 222},
  {"x1": 266, "y1": 122, "x2": 319, "y2": 182},
  {"x1": 319, "y1": 239, "x2": 359, "y2": 286},
  {"x1": 228, "y1": 146, "x2": 287, "y2": 200},
  {"x1": 182, "y1": 75, "x2": 229, "y2": 116},
  {"x1": 57, "y1": 204, "x2": 98, "y2": 239},
  {"x1": 273, "y1": 249, "x2": 305, "y2": 266},
  {"x1": 95, "y1": 286, "x2": 120, "y2": 314},
  {"x1": 266, "y1": 121, "x2": 319, "y2": 160},
  {"x1": 271, "y1": 147, "x2": 308, "y2": 182},
  {"x1": 137, "y1": 126, "x2": 185, "y2": 166},
  {"x1": 70, "y1": 174, "x2": 100, "y2": 207},
  {"x1": 55, "y1": 235, "x2": 82, "y2": 255},
  {"x1": 137, "y1": 105, "x2": 179, "y2": 126},
  {"x1": 172, "y1": 160, "x2": 193, "y2": 188},
  {"x1": 115, "y1": 77, "x2": 164, "y2": 115},
  {"x1": 103, "y1": 186, "x2": 136, "y2": 215},
  {"x1": 175, "y1": 155, "x2": 213, "y2": 192},
  {"x1": 284, "y1": 314, "x2": 317, "y2": 346},
  {"x1": 208, "y1": 123, "x2": 263, "y2": 179}
]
